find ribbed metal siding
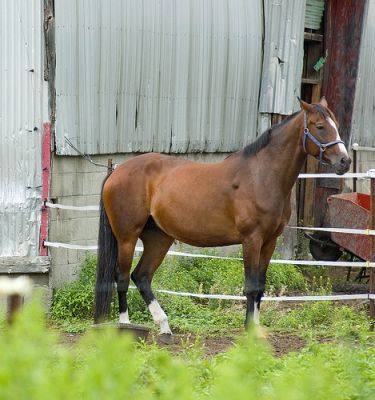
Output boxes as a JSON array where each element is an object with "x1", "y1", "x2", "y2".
[
  {"x1": 0, "y1": 0, "x2": 45, "y2": 256},
  {"x1": 259, "y1": 0, "x2": 306, "y2": 116},
  {"x1": 305, "y1": 0, "x2": 325, "y2": 31},
  {"x1": 351, "y1": 0, "x2": 375, "y2": 148},
  {"x1": 55, "y1": 0, "x2": 263, "y2": 155}
]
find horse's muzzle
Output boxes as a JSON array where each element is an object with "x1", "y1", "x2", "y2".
[{"x1": 334, "y1": 156, "x2": 351, "y2": 175}]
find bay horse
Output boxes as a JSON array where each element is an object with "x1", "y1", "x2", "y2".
[{"x1": 95, "y1": 98, "x2": 351, "y2": 334}]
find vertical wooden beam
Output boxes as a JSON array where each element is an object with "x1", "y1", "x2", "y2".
[
  {"x1": 107, "y1": 159, "x2": 113, "y2": 176},
  {"x1": 304, "y1": 157, "x2": 318, "y2": 226},
  {"x1": 44, "y1": 0, "x2": 56, "y2": 126},
  {"x1": 303, "y1": 85, "x2": 321, "y2": 227},
  {"x1": 39, "y1": 122, "x2": 51, "y2": 256}
]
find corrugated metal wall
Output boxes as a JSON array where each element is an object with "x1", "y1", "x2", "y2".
[
  {"x1": 259, "y1": 0, "x2": 305, "y2": 116},
  {"x1": 55, "y1": 0, "x2": 307, "y2": 156},
  {"x1": 55, "y1": 0, "x2": 264, "y2": 155},
  {"x1": 351, "y1": 0, "x2": 375, "y2": 148},
  {"x1": 0, "y1": 0, "x2": 46, "y2": 257}
]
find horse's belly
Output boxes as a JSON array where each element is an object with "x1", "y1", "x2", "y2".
[
  {"x1": 152, "y1": 208, "x2": 240, "y2": 247},
  {"x1": 172, "y1": 231, "x2": 240, "y2": 248}
]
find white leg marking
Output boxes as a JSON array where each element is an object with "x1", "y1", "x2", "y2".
[
  {"x1": 253, "y1": 302, "x2": 260, "y2": 325},
  {"x1": 119, "y1": 311, "x2": 130, "y2": 324},
  {"x1": 148, "y1": 299, "x2": 172, "y2": 334},
  {"x1": 327, "y1": 117, "x2": 348, "y2": 155}
]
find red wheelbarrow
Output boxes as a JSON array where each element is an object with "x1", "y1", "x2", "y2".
[{"x1": 308, "y1": 192, "x2": 372, "y2": 281}]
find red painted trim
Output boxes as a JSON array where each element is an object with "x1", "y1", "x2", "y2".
[{"x1": 39, "y1": 122, "x2": 51, "y2": 256}]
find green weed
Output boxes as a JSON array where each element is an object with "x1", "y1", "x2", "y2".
[{"x1": 260, "y1": 301, "x2": 372, "y2": 341}]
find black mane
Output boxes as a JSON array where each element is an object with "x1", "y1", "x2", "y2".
[{"x1": 242, "y1": 111, "x2": 300, "y2": 157}]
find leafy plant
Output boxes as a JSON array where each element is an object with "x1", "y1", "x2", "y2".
[
  {"x1": 260, "y1": 301, "x2": 372, "y2": 341},
  {"x1": 266, "y1": 262, "x2": 306, "y2": 294},
  {"x1": 51, "y1": 254, "x2": 96, "y2": 322}
]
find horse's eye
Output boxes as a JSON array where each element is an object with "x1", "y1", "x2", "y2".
[{"x1": 316, "y1": 125, "x2": 324, "y2": 130}]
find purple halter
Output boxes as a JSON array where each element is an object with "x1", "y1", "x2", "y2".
[{"x1": 302, "y1": 112, "x2": 344, "y2": 165}]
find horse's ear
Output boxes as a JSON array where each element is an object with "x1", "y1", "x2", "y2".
[
  {"x1": 297, "y1": 97, "x2": 313, "y2": 112},
  {"x1": 319, "y1": 96, "x2": 328, "y2": 108}
]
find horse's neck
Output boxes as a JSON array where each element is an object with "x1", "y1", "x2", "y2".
[{"x1": 262, "y1": 112, "x2": 306, "y2": 194}]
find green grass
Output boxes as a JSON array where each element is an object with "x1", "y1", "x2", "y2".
[
  {"x1": 260, "y1": 301, "x2": 372, "y2": 342},
  {"x1": 50, "y1": 254, "x2": 308, "y2": 334},
  {"x1": 50, "y1": 254, "x2": 374, "y2": 339}
]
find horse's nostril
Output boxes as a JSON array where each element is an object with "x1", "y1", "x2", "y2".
[{"x1": 341, "y1": 156, "x2": 350, "y2": 166}]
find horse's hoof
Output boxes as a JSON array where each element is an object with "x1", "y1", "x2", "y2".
[
  {"x1": 158, "y1": 333, "x2": 173, "y2": 344},
  {"x1": 254, "y1": 325, "x2": 269, "y2": 340}
]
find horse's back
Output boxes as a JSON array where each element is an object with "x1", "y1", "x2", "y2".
[
  {"x1": 115, "y1": 153, "x2": 190, "y2": 176},
  {"x1": 102, "y1": 153, "x2": 192, "y2": 208},
  {"x1": 102, "y1": 152, "x2": 241, "y2": 245}
]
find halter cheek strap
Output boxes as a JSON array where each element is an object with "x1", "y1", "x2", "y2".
[{"x1": 303, "y1": 112, "x2": 344, "y2": 165}]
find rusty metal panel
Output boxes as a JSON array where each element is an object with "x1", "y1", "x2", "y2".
[
  {"x1": 328, "y1": 193, "x2": 371, "y2": 260},
  {"x1": 0, "y1": 0, "x2": 46, "y2": 256},
  {"x1": 55, "y1": 0, "x2": 263, "y2": 155},
  {"x1": 351, "y1": 0, "x2": 375, "y2": 148},
  {"x1": 259, "y1": 0, "x2": 306, "y2": 116}
]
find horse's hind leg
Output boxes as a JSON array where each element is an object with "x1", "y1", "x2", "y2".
[
  {"x1": 131, "y1": 226, "x2": 174, "y2": 335},
  {"x1": 115, "y1": 270, "x2": 130, "y2": 324},
  {"x1": 116, "y1": 238, "x2": 139, "y2": 324}
]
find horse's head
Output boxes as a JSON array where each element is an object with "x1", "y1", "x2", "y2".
[{"x1": 299, "y1": 98, "x2": 351, "y2": 175}]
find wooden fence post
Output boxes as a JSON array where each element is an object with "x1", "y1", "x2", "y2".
[
  {"x1": 107, "y1": 159, "x2": 113, "y2": 176},
  {"x1": 7, "y1": 294, "x2": 24, "y2": 325},
  {"x1": 369, "y1": 173, "x2": 375, "y2": 320},
  {"x1": 0, "y1": 277, "x2": 32, "y2": 325}
]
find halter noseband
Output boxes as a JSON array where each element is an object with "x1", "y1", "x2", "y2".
[{"x1": 303, "y1": 112, "x2": 344, "y2": 165}]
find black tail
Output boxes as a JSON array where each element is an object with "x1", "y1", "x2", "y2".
[{"x1": 94, "y1": 184, "x2": 119, "y2": 323}]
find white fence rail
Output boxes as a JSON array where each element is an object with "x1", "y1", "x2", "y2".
[{"x1": 43, "y1": 170, "x2": 375, "y2": 304}]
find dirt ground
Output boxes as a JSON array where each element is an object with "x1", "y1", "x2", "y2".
[
  {"x1": 59, "y1": 277, "x2": 371, "y2": 358},
  {"x1": 153, "y1": 331, "x2": 307, "y2": 357},
  {"x1": 62, "y1": 328, "x2": 307, "y2": 358}
]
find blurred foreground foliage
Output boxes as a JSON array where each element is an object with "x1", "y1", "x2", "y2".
[{"x1": 1, "y1": 297, "x2": 375, "y2": 400}]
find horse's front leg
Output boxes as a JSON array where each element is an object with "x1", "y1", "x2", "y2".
[
  {"x1": 242, "y1": 235, "x2": 277, "y2": 327},
  {"x1": 255, "y1": 238, "x2": 278, "y2": 324},
  {"x1": 242, "y1": 236, "x2": 263, "y2": 327}
]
